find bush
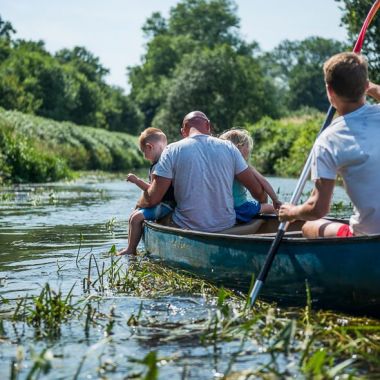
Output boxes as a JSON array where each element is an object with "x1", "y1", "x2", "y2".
[
  {"x1": 0, "y1": 108, "x2": 145, "y2": 183},
  {"x1": 246, "y1": 112, "x2": 324, "y2": 177},
  {"x1": 0, "y1": 119, "x2": 70, "y2": 183}
]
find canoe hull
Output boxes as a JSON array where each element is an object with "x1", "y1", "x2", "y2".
[{"x1": 143, "y1": 221, "x2": 380, "y2": 316}]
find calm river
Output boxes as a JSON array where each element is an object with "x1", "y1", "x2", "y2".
[{"x1": 0, "y1": 175, "x2": 352, "y2": 379}]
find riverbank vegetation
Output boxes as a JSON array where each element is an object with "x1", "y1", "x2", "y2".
[
  {"x1": 247, "y1": 110, "x2": 324, "y2": 177},
  {"x1": 1, "y1": 0, "x2": 379, "y2": 183},
  {"x1": 0, "y1": 108, "x2": 145, "y2": 183}
]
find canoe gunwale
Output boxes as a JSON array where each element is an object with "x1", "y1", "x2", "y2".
[{"x1": 144, "y1": 219, "x2": 380, "y2": 245}]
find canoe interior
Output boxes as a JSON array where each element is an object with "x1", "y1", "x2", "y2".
[{"x1": 143, "y1": 215, "x2": 380, "y2": 317}]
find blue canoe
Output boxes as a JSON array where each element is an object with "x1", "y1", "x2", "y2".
[{"x1": 143, "y1": 216, "x2": 380, "y2": 316}]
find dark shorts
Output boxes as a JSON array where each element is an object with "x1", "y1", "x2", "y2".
[
  {"x1": 336, "y1": 224, "x2": 354, "y2": 237},
  {"x1": 235, "y1": 200, "x2": 261, "y2": 223}
]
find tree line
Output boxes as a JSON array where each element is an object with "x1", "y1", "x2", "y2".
[{"x1": 1, "y1": 0, "x2": 379, "y2": 141}]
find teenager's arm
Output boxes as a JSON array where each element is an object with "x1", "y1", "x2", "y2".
[
  {"x1": 279, "y1": 178, "x2": 335, "y2": 221},
  {"x1": 127, "y1": 173, "x2": 150, "y2": 191},
  {"x1": 236, "y1": 167, "x2": 267, "y2": 203},
  {"x1": 367, "y1": 82, "x2": 380, "y2": 102},
  {"x1": 136, "y1": 176, "x2": 172, "y2": 208},
  {"x1": 250, "y1": 166, "x2": 281, "y2": 208}
]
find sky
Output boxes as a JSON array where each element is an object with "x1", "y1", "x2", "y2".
[{"x1": 0, "y1": 0, "x2": 348, "y2": 93}]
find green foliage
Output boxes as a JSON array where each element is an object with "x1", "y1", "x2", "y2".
[
  {"x1": 0, "y1": 15, "x2": 16, "y2": 41},
  {"x1": 264, "y1": 37, "x2": 347, "y2": 112},
  {"x1": 0, "y1": 115, "x2": 70, "y2": 183},
  {"x1": 153, "y1": 45, "x2": 280, "y2": 140},
  {"x1": 168, "y1": 0, "x2": 240, "y2": 48},
  {"x1": 247, "y1": 111, "x2": 324, "y2": 176},
  {"x1": 129, "y1": 0, "x2": 278, "y2": 136},
  {"x1": 0, "y1": 16, "x2": 143, "y2": 134},
  {"x1": 0, "y1": 108, "x2": 145, "y2": 183},
  {"x1": 55, "y1": 46, "x2": 109, "y2": 82},
  {"x1": 337, "y1": 0, "x2": 380, "y2": 82}
]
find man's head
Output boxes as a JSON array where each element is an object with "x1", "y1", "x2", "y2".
[
  {"x1": 139, "y1": 127, "x2": 167, "y2": 163},
  {"x1": 323, "y1": 52, "x2": 369, "y2": 104},
  {"x1": 181, "y1": 111, "x2": 211, "y2": 137}
]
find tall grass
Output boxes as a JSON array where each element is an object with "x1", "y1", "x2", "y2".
[{"x1": 0, "y1": 108, "x2": 145, "y2": 183}]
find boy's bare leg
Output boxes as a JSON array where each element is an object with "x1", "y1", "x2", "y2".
[
  {"x1": 302, "y1": 219, "x2": 345, "y2": 238},
  {"x1": 117, "y1": 210, "x2": 145, "y2": 256}
]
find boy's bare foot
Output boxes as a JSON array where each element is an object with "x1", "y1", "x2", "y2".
[{"x1": 116, "y1": 248, "x2": 137, "y2": 256}]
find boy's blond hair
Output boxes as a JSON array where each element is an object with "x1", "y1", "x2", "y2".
[
  {"x1": 219, "y1": 129, "x2": 253, "y2": 153},
  {"x1": 323, "y1": 52, "x2": 368, "y2": 102},
  {"x1": 138, "y1": 127, "x2": 167, "y2": 151}
]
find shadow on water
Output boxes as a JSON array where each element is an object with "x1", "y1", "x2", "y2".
[{"x1": 0, "y1": 175, "x2": 378, "y2": 379}]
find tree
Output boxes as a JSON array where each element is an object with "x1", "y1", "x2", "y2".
[
  {"x1": 168, "y1": 0, "x2": 240, "y2": 48},
  {"x1": 265, "y1": 37, "x2": 347, "y2": 111},
  {"x1": 102, "y1": 87, "x2": 144, "y2": 134},
  {"x1": 129, "y1": 0, "x2": 273, "y2": 133},
  {"x1": 152, "y1": 45, "x2": 279, "y2": 140},
  {"x1": 55, "y1": 46, "x2": 109, "y2": 82},
  {"x1": 142, "y1": 12, "x2": 168, "y2": 39},
  {"x1": 0, "y1": 15, "x2": 16, "y2": 41},
  {"x1": 336, "y1": 0, "x2": 380, "y2": 82}
]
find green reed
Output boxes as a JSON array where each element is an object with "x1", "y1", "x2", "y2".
[
  {"x1": 4, "y1": 244, "x2": 380, "y2": 379},
  {"x1": 13, "y1": 283, "x2": 78, "y2": 338}
]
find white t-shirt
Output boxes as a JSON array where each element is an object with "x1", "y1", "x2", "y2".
[
  {"x1": 311, "y1": 103, "x2": 380, "y2": 235},
  {"x1": 154, "y1": 134, "x2": 248, "y2": 232}
]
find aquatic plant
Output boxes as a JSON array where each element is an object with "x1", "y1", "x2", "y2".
[
  {"x1": 83, "y1": 246, "x2": 223, "y2": 298},
  {"x1": 13, "y1": 283, "x2": 78, "y2": 338},
  {"x1": 2, "y1": 240, "x2": 380, "y2": 379}
]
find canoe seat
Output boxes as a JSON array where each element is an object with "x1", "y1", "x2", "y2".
[{"x1": 220, "y1": 219, "x2": 264, "y2": 235}]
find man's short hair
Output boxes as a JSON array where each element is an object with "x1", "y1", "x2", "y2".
[
  {"x1": 323, "y1": 52, "x2": 368, "y2": 102},
  {"x1": 139, "y1": 127, "x2": 166, "y2": 151}
]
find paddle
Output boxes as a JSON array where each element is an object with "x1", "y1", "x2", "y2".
[{"x1": 249, "y1": 0, "x2": 380, "y2": 307}]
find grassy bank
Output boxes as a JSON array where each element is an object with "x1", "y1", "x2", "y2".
[
  {"x1": 0, "y1": 108, "x2": 145, "y2": 183},
  {"x1": 247, "y1": 111, "x2": 324, "y2": 177},
  {"x1": 0, "y1": 107, "x2": 326, "y2": 183}
]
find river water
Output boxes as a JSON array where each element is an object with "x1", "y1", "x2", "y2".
[{"x1": 0, "y1": 175, "x2": 352, "y2": 379}]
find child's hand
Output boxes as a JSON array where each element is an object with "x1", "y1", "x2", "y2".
[{"x1": 126, "y1": 173, "x2": 139, "y2": 184}]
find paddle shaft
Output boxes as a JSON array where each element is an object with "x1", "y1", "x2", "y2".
[
  {"x1": 249, "y1": 106, "x2": 335, "y2": 304},
  {"x1": 249, "y1": 0, "x2": 380, "y2": 307}
]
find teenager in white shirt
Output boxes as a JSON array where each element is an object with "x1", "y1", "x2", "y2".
[{"x1": 279, "y1": 53, "x2": 380, "y2": 237}]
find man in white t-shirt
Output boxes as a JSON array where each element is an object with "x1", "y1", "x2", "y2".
[
  {"x1": 136, "y1": 111, "x2": 267, "y2": 232},
  {"x1": 279, "y1": 52, "x2": 380, "y2": 237}
]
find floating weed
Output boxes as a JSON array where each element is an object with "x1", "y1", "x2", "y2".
[
  {"x1": 0, "y1": 191, "x2": 15, "y2": 202},
  {"x1": 13, "y1": 283, "x2": 79, "y2": 338},
  {"x1": 73, "y1": 338, "x2": 111, "y2": 380},
  {"x1": 83, "y1": 246, "x2": 223, "y2": 298},
  {"x1": 105, "y1": 217, "x2": 117, "y2": 233},
  {"x1": 104, "y1": 305, "x2": 116, "y2": 337},
  {"x1": 129, "y1": 351, "x2": 159, "y2": 380},
  {"x1": 9, "y1": 345, "x2": 24, "y2": 380},
  {"x1": 25, "y1": 347, "x2": 54, "y2": 379},
  {"x1": 96, "y1": 353, "x2": 117, "y2": 378},
  {"x1": 2, "y1": 242, "x2": 380, "y2": 378},
  {"x1": 330, "y1": 200, "x2": 352, "y2": 218}
]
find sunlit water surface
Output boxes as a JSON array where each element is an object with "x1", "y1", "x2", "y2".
[{"x1": 0, "y1": 175, "x2": 351, "y2": 379}]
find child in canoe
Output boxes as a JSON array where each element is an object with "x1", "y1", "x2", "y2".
[
  {"x1": 220, "y1": 129, "x2": 281, "y2": 222},
  {"x1": 117, "y1": 128, "x2": 175, "y2": 255}
]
